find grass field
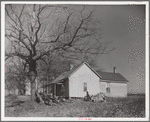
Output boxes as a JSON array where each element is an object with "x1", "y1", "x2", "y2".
[{"x1": 5, "y1": 94, "x2": 145, "y2": 117}]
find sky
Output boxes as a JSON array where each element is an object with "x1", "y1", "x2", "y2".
[
  {"x1": 91, "y1": 5, "x2": 145, "y2": 94},
  {"x1": 4, "y1": 4, "x2": 146, "y2": 94}
]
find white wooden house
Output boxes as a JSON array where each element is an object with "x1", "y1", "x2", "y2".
[
  {"x1": 48, "y1": 62, "x2": 102, "y2": 98},
  {"x1": 46, "y1": 62, "x2": 129, "y2": 98}
]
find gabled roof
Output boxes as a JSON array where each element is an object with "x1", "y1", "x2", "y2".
[
  {"x1": 50, "y1": 62, "x2": 102, "y2": 84},
  {"x1": 97, "y1": 71, "x2": 128, "y2": 83}
]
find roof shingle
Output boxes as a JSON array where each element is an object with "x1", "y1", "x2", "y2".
[
  {"x1": 49, "y1": 62, "x2": 128, "y2": 85},
  {"x1": 50, "y1": 62, "x2": 101, "y2": 84},
  {"x1": 97, "y1": 71, "x2": 128, "y2": 83}
]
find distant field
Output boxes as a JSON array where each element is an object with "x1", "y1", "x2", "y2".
[{"x1": 5, "y1": 94, "x2": 145, "y2": 117}]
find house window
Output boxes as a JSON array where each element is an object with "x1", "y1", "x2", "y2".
[
  {"x1": 106, "y1": 83, "x2": 110, "y2": 93},
  {"x1": 83, "y1": 83, "x2": 87, "y2": 92}
]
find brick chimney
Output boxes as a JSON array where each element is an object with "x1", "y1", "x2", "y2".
[
  {"x1": 113, "y1": 67, "x2": 116, "y2": 73},
  {"x1": 70, "y1": 64, "x2": 74, "y2": 70}
]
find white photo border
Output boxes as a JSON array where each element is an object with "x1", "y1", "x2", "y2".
[{"x1": 1, "y1": 1, "x2": 149, "y2": 121}]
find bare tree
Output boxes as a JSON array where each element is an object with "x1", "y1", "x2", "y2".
[
  {"x1": 5, "y1": 4, "x2": 114, "y2": 100},
  {"x1": 37, "y1": 54, "x2": 71, "y2": 94}
]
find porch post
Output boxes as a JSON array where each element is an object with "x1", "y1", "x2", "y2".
[
  {"x1": 47, "y1": 86, "x2": 48, "y2": 95},
  {"x1": 99, "y1": 79, "x2": 101, "y2": 93},
  {"x1": 53, "y1": 84, "x2": 56, "y2": 97}
]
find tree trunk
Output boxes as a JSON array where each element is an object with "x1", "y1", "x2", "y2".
[
  {"x1": 9, "y1": 89, "x2": 11, "y2": 95},
  {"x1": 46, "y1": 75, "x2": 48, "y2": 95},
  {"x1": 28, "y1": 69, "x2": 37, "y2": 101},
  {"x1": 43, "y1": 80, "x2": 44, "y2": 93},
  {"x1": 35, "y1": 79, "x2": 38, "y2": 90},
  {"x1": 31, "y1": 82, "x2": 36, "y2": 101}
]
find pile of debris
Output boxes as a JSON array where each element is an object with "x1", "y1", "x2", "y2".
[
  {"x1": 35, "y1": 91, "x2": 65, "y2": 106},
  {"x1": 84, "y1": 92, "x2": 106, "y2": 102},
  {"x1": 91, "y1": 92, "x2": 106, "y2": 102}
]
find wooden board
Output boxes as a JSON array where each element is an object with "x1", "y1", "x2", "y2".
[{"x1": 35, "y1": 91, "x2": 45, "y2": 104}]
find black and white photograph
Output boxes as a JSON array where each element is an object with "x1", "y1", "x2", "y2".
[{"x1": 1, "y1": 1, "x2": 149, "y2": 121}]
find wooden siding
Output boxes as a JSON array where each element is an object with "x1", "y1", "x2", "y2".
[
  {"x1": 100, "y1": 82, "x2": 127, "y2": 97},
  {"x1": 69, "y1": 63, "x2": 100, "y2": 97},
  {"x1": 99, "y1": 82, "x2": 107, "y2": 94},
  {"x1": 107, "y1": 83, "x2": 127, "y2": 97}
]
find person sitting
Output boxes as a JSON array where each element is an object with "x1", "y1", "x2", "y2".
[{"x1": 86, "y1": 91, "x2": 91, "y2": 101}]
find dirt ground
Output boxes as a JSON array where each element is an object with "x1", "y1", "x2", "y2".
[{"x1": 5, "y1": 94, "x2": 145, "y2": 117}]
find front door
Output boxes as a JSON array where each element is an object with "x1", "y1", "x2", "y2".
[{"x1": 56, "y1": 84, "x2": 62, "y2": 96}]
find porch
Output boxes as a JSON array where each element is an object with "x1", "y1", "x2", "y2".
[{"x1": 44, "y1": 78, "x2": 69, "y2": 98}]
